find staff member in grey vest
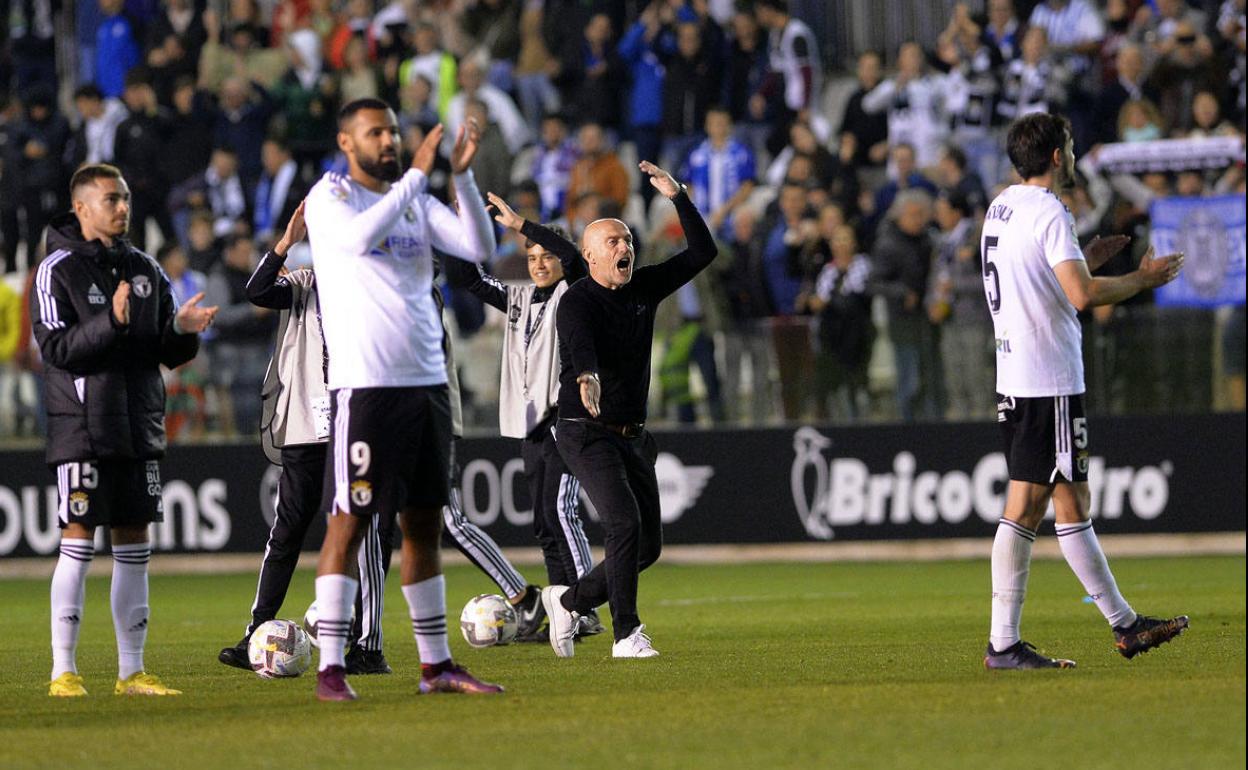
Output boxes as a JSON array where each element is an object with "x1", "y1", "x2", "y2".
[{"x1": 445, "y1": 192, "x2": 602, "y2": 638}]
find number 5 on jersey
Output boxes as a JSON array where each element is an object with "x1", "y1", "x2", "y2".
[{"x1": 983, "y1": 235, "x2": 1002, "y2": 314}]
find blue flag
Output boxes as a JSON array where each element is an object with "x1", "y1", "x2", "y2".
[{"x1": 1149, "y1": 195, "x2": 1246, "y2": 308}]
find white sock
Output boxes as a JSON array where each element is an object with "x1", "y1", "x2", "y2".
[
  {"x1": 315, "y1": 574, "x2": 358, "y2": 671},
  {"x1": 51, "y1": 538, "x2": 94, "y2": 679},
  {"x1": 111, "y1": 542, "x2": 151, "y2": 680},
  {"x1": 402, "y1": 575, "x2": 451, "y2": 666},
  {"x1": 990, "y1": 519, "x2": 1035, "y2": 652},
  {"x1": 1055, "y1": 521, "x2": 1137, "y2": 628}
]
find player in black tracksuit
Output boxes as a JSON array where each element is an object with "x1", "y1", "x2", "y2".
[
  {"x1": 36, "y1": 164, "x2": 216, "y2": 696},
  {"x1": 540, "y1": 161, "x2": 717, "y2": 658}
]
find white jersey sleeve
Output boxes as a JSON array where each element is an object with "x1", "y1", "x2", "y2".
[
  {"x1": 423, "y1": 170, "x2": 496, "y2": 265},
  {"x1": 305, "y1": 169, "x2": 426, "y2": 256},
  {"x1": 982, "y1": 185, "x2": 1086, "y2": 398}
]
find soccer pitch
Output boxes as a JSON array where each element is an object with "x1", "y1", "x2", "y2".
[{"x1": 1, "y1": 556, "x2": 1243, "y2": 769}]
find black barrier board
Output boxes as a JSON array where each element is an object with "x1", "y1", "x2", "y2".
[{"x1": 0, "y1": 415, "x2": 1243, "y2": 556}]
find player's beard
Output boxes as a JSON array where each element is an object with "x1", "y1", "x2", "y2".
[{"x1": 358, "y1": 152, "x2": 402, "y2": 183}]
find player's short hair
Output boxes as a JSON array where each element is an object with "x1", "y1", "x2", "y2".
[
  {"x1": 525, "y1": 224, "x2": 570, "y2": 251},
  {"x1": 70, "y1": 164, "x2": 124, "y2": 198},
  {"x1": 338, "y1": 97, "x2": 393, "y2": 129},
  {"x1": 1007, "y1": 112, "x2": 1071, "y2": 181}
]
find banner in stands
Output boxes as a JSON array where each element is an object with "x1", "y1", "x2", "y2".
[
  {"x1": 0, "y1": 415, "x2": 1243, "y2": 557},
  {"x1": 1151, "y1": 195, "x2": 1247, "y2": 308}
]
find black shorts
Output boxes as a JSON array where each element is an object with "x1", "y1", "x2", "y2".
[
  {"x1": 323, "y1": 386, "x2": 453, "y2": 516},
  {"x1": 55, "y1": 459, "x2": 164, "y2": 529},
  {"x1": 997, "y1": 393, "x2": 1090, "y2": 485}
]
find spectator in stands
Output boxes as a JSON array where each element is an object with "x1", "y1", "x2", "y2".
[
  {"x1": 839, "y1": 50, "x2": 890, "y2": 171},
  {"x1": 145, "y1": 0, "x2": 207, "y2": 66},
  {"x1": 186, "y1": 210, "x2": 221, "y2": 274},
  {"x1": 253, "y1": 138, "x2": 308, "y2": 246},
  {"x1": 146, "y1": 33, "x2": 198, "y2": 109},
  {"x1": 94, "y1": 0, "x2": 142, "y2": 99},
  {"x1": 752, "y1": 0, "x2": 823, "y2": 155},
  {"x1": 870, "y1": 188, "x2": 936, "y2": 423},
  {"x1": 1027, "y1": 0, "x2": 1106, "y2": 72},
  {"x1": 460, "y1": 0, "x2": 521, "y2": 91},
  {"x1": 1117, "y1": 98, "x2": 1164, "y2": 142},
  {"x1": 164, "y1": 77, "x2": 216, "y2": 191},
  {"x1": 398, "y1": 75, "x2": 440, "y2": 131},
  {"x1": 170, "y1": 146, "x2": 249, "y2": 246},
  {"x1": 1147, "y1": 21, "x2": 1221, "y2": 136},
  {"x1": 566, "y1": 122, "x2": 630, "y2": 213},
  {"x1": 213, "y1": 77, "x2": 274, "y2": 191},
  {"x1": 862, "y1": 41, "x2": 948, "y2": 170},
  {"x1": 935, "y1": 145, "x2": 987, "y2": 217},
  {"x1": 8, "y1": 0, "x2": 58, "y2": 94},
  {"x1": 1098, "y1": 43, "x2": 1151, "y2": 145},
  {"x1": 1186, "y1": 90, "x2": 1241, "y2": 138},
  {"x1": 0, "y1": 95, "x2": 23, "y2": 273},
  {"x1": 939, "y1": 8, "x2": 1003, "y2": 188},
  {"x1": 660, "y1": 15, "x2": 721, "y2": 172},
  {"x1": 927, "y1": 191, "x2": 990, "y2": 420},
  {"x1": 464, "y1": 99, "x2": 513, "y2": 202},
  {"x1": 983, "y1": 0, "x2": 1022, "y2": 62},
  {"x1": 720, "y1": 207, "x2": 776, "y2": 424},
  {"x1": 205, "y1": 232, "x2": 277, "y2": 436},
  {"x1": 272, "y1": 29, "x2": 338, "y2": 175},
  {"x1": 683, "y1": 106, "x2": 757, "y2": 237},
  {"x1": 996, "y1": 27, "x2": 1073, "y2": 124},
  {"x1": 514, "y1": 0, "x2": 562, "y2": 133},
  {"x1": 532, "y1": 111, "x2": 578, "y2": 219},
  {"x1": 398, "y1": 21, "x2": 458, "y2": 121},
  {"x1": 767, "y1": 120, "x2": 857, "y2": 211},
  {"x1": 13, "y1": 86, "x2": 69, "y2": 258},
  {"x1": 803, "y1": 222, "x2": 873, "y2": 422},
  {"x1": 448, "y1": 55, "x2": 532, "y2": 155},
  {"x1": 1215, "y1": 0, "x2": 1246, "y2": 123},
  {"x1": 557, "y1": 13, "x2": 624, "y2": 131},
  {"x1": 198, "y1": 10, "x2": 287, "y2": 92},
  {"x1": 761, "y1": 182, "x2": 816, "y2": 419},
  {"x1": 67, "y1": 84, "x2": 127, "y2": 167},
  {"x1": 722, "y1": 9, "x2": 770, "y2": 163},
  {"x1": 1131, "y1": 0, "x2": 1209, "y2": 65},
  {"x1": 618, "y1": 3, "x2": 666, "y2": 205},
  {"x1": 865, "y1": 143, "x2": 937, "y2": 238},
  {"x1": 337, "y1": 34, "x2": 381, "y2": 104}
]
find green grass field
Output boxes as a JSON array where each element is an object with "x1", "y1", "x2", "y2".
[{"x1": 0, "y1": 555, "x2": 1243, "y2": 769}]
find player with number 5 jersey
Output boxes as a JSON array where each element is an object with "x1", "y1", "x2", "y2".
[
  {"x1": 979, "y1": 113, "x2": 1190, "y2": 671},
  {"x1": 303, "y1": 98, "x2": 502, "y2": 701}
]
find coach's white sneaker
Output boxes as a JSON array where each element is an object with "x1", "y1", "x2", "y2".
[
  {"x1": 612, "y1": 624, "x2": 659, "y2": 658},
  {"x1": 541, "y1": 585, "x2": 576, "y2": 658}
]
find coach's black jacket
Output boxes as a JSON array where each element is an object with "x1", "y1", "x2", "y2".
[{"x1": 31, "y1": 212, "x2": 199, "y2": 466}]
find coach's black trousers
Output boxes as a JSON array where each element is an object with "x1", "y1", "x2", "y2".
[
  {"x1": 248, "y1": 443, "x2": 327, "y2": 635},
  {"x1": 554, "y1": 419, "x2": 662, "y2": 641}
]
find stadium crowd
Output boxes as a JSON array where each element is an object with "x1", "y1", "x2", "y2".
[{"x1": 0, "y1": 0, "x2": 1245, "y2": 440}]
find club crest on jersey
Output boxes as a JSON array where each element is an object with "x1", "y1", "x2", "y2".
[
  {"x1": 330, "y1": 184, "x2": 349, "y2": 201},
  {"x1": 87, "y1": 283, "x2": 106, "y2": 305},
  {"x1": 69, "y1": 491, "x2": 89, "y2": 516},
  {"x1": 404, "y1": 207, "x2": 416, "y2": 223},
  {"x1": 131, "y1": 275, "x2": 152, "y2": 298},
  {"x1": 350, "y1": 480, "x2": 373, "y2": 507}
]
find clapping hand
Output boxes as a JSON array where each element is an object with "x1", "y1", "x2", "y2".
[
  {"x1": 275, "y1": 200, "x2": 307, "y2": 257},
  {"x1": 1083, "y1": 234, "x2": 1130, "y2": 273},
  {"x1": 412, "y1": 124, "x2": 443, "y2": 176},
  {"x1": 1137, "y1": 246, "x2": 1185, "y2": 289},
  {"x1": 450, "y1": 118, "x2": 482, "y2": 174},
  {"x1": 175, "y1": 292, "x2": 219, "y2": 334},
  {"x1": 486, "y1": 192, "x2": 525, "y2": 232}
]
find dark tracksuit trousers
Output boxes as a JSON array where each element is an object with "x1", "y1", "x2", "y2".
[
  {"x1": 523, "y1": 417, "x2": 592, "y2": 587},
  {"x1": 555, "y1": 419, "x2": 662, "y2": 641}
]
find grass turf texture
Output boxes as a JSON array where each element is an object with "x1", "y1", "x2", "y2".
[{"x1": 0, "y1": 556, "x2": 1243, "y2": 769}]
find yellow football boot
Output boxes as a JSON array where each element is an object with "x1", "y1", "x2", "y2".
[
  {"x1": 114, "y1": 672, "x2": 182, "y2": 696},
  {"x1": 49, "y1": 672, "x2": 88, "y2": 697}
]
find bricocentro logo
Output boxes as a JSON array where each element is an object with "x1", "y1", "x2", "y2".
[{"x1": 790, "y1": 427, "x2": 1172, "y2": 541}]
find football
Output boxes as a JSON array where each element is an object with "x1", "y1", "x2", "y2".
[
  {"x1": 247, "y1": 619, "x2": 312, "y2": 678},
  {"x1": 303, "y1": 600, "x2": 354, "y2": 649},
  {"x1": 459, "y1": 594, "x2": 518, "y2": 648}
]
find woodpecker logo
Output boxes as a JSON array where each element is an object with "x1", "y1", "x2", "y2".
[
  {"x1": 131, "y1": 275, "x2": 152, "y2": 298},
  {"x1": 69, "y1": 491, "x2": 89, "y2": 516}
]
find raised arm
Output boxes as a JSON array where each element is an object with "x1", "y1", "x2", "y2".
[
  {"x1": 426, "y1": 121, "x2": 497, "y2": 264},
  {"x1": 632, "y1": 161, "x2": 718, "y2": 302},
  {"x1": 442, "y1": 255, "x2": 509, "y2": 311},
  {"x1": 246, "y1": 200, "x2": 306, "y2": 309}
]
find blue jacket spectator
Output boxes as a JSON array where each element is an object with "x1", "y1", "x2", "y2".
[
  {"x1": 618, "y1": 12, "x2": 666, "y2": 174},
  {"x1": 95, "y1": 0, "x2": 142, "y2": 98}
]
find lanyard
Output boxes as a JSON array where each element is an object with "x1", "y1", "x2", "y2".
[{"x1": 524, "y1": 298, "x2": 549, "y2": 350}]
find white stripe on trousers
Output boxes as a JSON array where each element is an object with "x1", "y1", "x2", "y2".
[
  {"x1": 443, "y1": 488, "x2": 526, "y2": 598},
  {"x1": 556, "y1": 473, "x2": 593, "y2": 578},
  {"x1": 356, "y1": 512, "x2": 386, "y2": 651}
]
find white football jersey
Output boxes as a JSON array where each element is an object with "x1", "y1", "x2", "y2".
[
  {"x1": 305, "y1": 169, "x2": 493, "y2": 389},
  {"x1": 981, "y1": 184, "x2": 1085, "y2": 397}
]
